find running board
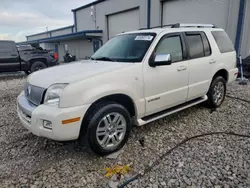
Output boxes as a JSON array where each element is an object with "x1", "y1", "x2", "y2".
[{"x1": 137, "y1": 95, "x2": 208, "y2": 126}]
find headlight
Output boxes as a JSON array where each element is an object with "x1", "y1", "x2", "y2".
[{"x1": 44, "y1": 83, "x2": 68, "y2": 106}]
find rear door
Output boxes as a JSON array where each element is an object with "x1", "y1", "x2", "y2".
[
  {"x1": 0, "y1": 41, "x2": 20, "y2": 72},
  {"x1": 184, "y1": 31, "x2": 214, "y2": 100}
]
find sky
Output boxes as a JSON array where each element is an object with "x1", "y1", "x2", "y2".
[{"x1": 0, "y1": 0, "x2": 95, "y2": 42}]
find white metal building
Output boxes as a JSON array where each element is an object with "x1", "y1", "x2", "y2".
[
  {"x1": 18, "y1": 0, "x2": 250, "y2": 61},
  {"x1": 19, "y1": 25, "x2": 103, "y2": 61}
]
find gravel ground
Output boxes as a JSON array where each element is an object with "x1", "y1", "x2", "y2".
[{"x1": 0, "y1": 75, "x2": 250, "y2": 188}]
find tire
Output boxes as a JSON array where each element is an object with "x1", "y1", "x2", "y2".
[
  {"x1": 206, "y1": 76, "x2": 226, "y2": 108},
  {"x1": 80, "y1": 102, "x2": 132, "y2": 156},
  {"x1": 24, "y1": 71, "x2": 30, "y2": 75},
  {"x1": 30, "y1": 61, "x2": 47, "y2": 73}
]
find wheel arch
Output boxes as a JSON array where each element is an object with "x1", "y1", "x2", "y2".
[
  {"x1": 212, "y1": 69, "x2": 229, "y2": 83},
  {"x1": 29, "y1": 58, "x2": 48, "y2": 67},
  {"x1": 79, "y1": 93, "x2": 137, "y2": 139}
]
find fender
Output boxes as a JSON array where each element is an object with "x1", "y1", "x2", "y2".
[
  {"x1": 61, "y1": 83, "x2": 140, "y2": 106},
  {"x1": 60, "y1": 83, "x2": 145, "y2": 117}
]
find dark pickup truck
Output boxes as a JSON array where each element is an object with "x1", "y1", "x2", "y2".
[{"x1": 0, "y1": 40, "x2": 58, "y2": 74}]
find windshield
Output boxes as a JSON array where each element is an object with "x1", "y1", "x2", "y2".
[{"x1": 91, "y1": 33, "x2": 156, "y2": 62}]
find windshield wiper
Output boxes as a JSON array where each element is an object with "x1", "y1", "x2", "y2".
[{"x1": 91, "y1": 57, "x2": 116, "y2": 62}]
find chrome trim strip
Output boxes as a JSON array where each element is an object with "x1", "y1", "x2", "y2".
[
  {"x1": 18, "y1": 95, "x2": 37, "y2": 117},
  {"x1": 19, "y1": 109, "x2": 31, "y2": 123}
]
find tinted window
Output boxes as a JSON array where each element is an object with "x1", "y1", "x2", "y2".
[
  {"x1": 185, "y1": 34, "x2": 204, "y2": 59},
  {"x1": 155, "y1": 36, "x2": 183, "y2": 62},
  {"x1": 212, "y1": 31, "x2": 234, "y2": 53},
  {"x1": 0, "y1": 42, "x2": 14, "y2": 53},
  {"x1": 201, "y1": 33, "x2": 212, "y2": 56}
]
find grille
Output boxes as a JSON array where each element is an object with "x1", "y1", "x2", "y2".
[{"x1": 24, "y1": 83, "x2": 46, "y2": 106}]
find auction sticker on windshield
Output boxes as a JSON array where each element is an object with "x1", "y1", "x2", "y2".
[{"x1": 135, "y1": 36, "x2": 153, "y2": 41}]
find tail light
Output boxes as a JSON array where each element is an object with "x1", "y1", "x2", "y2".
[{"x1": 54, "y1": 52, "x2": 59, "y2": 61}]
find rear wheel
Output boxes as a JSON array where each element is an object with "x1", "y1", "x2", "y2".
[
  {"x1": 206, "y1": 76, "x2": 226, "y2": 108},
  {"x1": 30, "y1": 61, "x2": 47, "y2": 73},
  {"x1": 80, "y1": 102, "x2": 132, "y2": 156}
]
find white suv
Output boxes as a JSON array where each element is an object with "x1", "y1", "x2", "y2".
[{"x1": 17, "y1": 24, "x2": 238, "y2": 155}]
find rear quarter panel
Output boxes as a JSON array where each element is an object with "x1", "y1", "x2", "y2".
[
  {"x1": 205, "y1": 30, "x2": 237, "y2": 86},
  {"x1": 19, "y1": 50, "x2": 50, "y2": 70}
]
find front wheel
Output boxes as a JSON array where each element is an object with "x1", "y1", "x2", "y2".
[
  {"x1": 206, "y1": 76, "x2": 226, "y2": 108},
  {"x1": 81, "y1": 102, "x2": 132, "y2": 156}
]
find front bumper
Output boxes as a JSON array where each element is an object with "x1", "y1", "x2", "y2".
[{"x1": 17, "y1": 92, "x2": 90, "y2": 141}]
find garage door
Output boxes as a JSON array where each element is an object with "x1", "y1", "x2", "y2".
[
  {"x1": 241, "y1": 0, "x2": 250, "y2": 58},
  {"x1": 162, "y1": 0, "x2": 230, "y2": 31},
  {"x1": 108, "y1": 8, "x2": 140, "y2": 39}
]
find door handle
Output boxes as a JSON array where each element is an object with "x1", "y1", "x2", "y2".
[
  {"x1": 11, "y1": 54, "x2": 17, "y2": 57},
  {"x1": 209, "y1": 59, "x2": 216, "y2": 64},
  {"x1": 177, "y1": 65, "x2": 187, "y2": 71}
]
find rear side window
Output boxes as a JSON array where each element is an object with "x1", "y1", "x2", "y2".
[
  {"x1": 201, "y1": 33, "x2": 212, "y2": 56},
  {"x1": 212, "y1": 31, "x2": 234, "y2": 53},
  {"x1": 185, "y1": 34, "x2": 205, "y2": 59},
  {"x1": 0, "y1": 42, "x2": 14, "y2": 53}
]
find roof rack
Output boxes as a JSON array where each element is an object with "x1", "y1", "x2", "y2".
[
  {"x1": 171, "y1": 23, "x2": 217, "y2": 28},
  {"x1": 139, "y1": 23, "x2": 217, "y2": 30}
]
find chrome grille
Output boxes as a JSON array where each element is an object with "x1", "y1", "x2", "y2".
[{"x1": 24, "y1": 83, "x2": 46, "y2": 106}]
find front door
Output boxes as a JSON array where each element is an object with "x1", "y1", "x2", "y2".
[{"x1": 143, "y1": 33, "x2": 189, "y2": 116}]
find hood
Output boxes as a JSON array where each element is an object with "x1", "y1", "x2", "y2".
[{"x1": 28, "y1": 60, "x2": 134, "y2": 88}]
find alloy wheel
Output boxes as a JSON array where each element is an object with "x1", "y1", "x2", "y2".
[{"x1": 96, "y1": 112, "x2": 127, "y2": 150}]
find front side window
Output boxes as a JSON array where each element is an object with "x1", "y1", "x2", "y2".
[
  {"x1": 91, "y1": 33, "x2": 156, "y2": 62},
  {"x1": 155, "y1": 36, "x2": 183, "y2": 62}
]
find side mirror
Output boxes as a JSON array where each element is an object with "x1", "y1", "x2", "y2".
[{"x1": 149, "y1": 54, "x2": 172, "y2": 67}]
